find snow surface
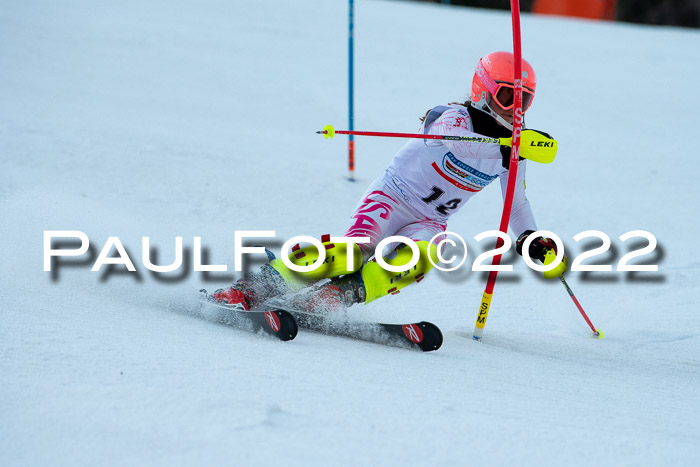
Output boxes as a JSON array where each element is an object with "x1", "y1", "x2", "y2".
[{"x1": 2, "y1": 0, "x2": 700, "y2": 465}]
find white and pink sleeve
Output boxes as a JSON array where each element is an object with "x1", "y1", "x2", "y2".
[{"x1": 426, "y1": 107, "x2": 503, "y2": 160}]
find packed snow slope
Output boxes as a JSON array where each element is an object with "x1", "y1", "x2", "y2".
[{"x1": 2, "y1": 0, "x2": 699, "y2": 465}]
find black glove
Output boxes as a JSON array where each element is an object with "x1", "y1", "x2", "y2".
[
  {"x1": 500, "y1": 145, "x2": 523, "y2": 169},
  {"x1": 516, "y1": 230, "x2": 558, "y2": 262}
]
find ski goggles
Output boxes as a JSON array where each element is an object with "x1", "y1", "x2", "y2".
[
  {"x1": 476, "y1": 59, "x2": 535, "y2": 111},
  {"x1": 491, "y1": 84, "x2": 535, "y2": 112}
]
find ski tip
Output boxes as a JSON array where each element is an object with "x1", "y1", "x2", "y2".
[
  {"x1": 322, "y1": 124, "x2": 335, "y2": 139},
  {"x1": 595, "y1": 328, "x2": 604, "y2": 339}
]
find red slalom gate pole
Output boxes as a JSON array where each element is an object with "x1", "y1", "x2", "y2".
[{"x1": 473, "y1": 0, "x2": 524, "y2": 341}]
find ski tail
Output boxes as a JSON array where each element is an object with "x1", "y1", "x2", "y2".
[{"x1": 199, "y1": 290, "x2": 298, "y2": 341}]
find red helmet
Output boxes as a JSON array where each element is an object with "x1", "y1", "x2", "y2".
[{"x1": 471, "y1": 51, "x2": 537, "y2": 128}]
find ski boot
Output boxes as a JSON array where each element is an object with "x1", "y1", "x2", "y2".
[
  {"x1": 212, "y1": 261, "x2": 289, "y2": 310},
  {"x1": 305, "y1": 273, "x2": 367, "y2": 313},
  {"x1": 211, "y1": 280, "x2": 257, "y2": 311}
]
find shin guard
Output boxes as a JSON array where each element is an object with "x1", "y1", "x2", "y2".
[
  {"x1": 360, "y1": 240, "x2": 438, "y2": 303},
  {"x1": 270, "y1": 235, "x2": 364, "y2": 292}
]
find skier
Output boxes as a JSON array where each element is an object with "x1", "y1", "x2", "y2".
[{"x1": 213, "y1": 51, "x2": 568, "y2": 311}]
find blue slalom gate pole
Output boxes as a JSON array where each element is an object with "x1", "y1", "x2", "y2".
[{"x1": 348, "y1": 0, "x2": 355, "y2": 181}]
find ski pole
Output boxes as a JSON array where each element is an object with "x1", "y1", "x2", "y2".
[
  {"x1": 560, "y1": 275, "x2": 604, "y2": 339},
  {"x1": 318, "y1": 124, "x2": 501, "y2": 144},
  {"x1": 317, "y1": 124, "x2": 557, "y2": 164}
]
